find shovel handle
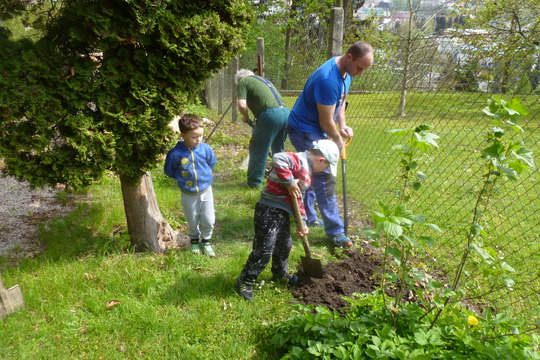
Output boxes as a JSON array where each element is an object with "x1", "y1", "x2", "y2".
[
  {"x1": 341, "y1": 136, "x2": 352, "y2": 160},
  {"x1": 290, "y1": 193, "x2": 312, "y2": 258}
]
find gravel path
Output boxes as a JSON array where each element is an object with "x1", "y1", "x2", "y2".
[{"x1": 0, "y1": 174, "x2": 74, "y2": 259}]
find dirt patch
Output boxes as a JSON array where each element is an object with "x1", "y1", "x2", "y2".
[
  {"x1": 0, "y1": 174, "x2": 75, "y2": 262},
  {"x1": 292, "y1": 247, "x2": 384, "y2": 311}
]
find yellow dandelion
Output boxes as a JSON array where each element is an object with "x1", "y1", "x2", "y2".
[{"x1": 468, "y1": 315, "x2": 479, "y2": 326}]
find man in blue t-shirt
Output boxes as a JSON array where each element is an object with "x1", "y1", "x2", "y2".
[{"x1": 287, "y1": 41, "x2": 374, "y2": 247}]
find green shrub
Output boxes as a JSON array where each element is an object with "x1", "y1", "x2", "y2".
[{"x1": 271, "y1": 292, "x2": 540, "y2": 359}]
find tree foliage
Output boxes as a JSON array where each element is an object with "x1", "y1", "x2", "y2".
[{"x1": 0, "y1": 0, "x2": 252, "y2": 188}]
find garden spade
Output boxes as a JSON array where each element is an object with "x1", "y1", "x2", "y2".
[
  {"x1": 291, "y1": 193, "x2": 323, "y2": 278},
  {"x1": 341, "y1": 137, "x2": 352, "y2": 235}
]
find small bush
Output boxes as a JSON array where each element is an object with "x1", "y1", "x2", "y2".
[{"x1": 271, "y1": 292, "x2": 540, "y2": 359}]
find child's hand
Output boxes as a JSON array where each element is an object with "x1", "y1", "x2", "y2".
[
  {"x1": 287, "y1": 181, "x2": 301, "y2": 200},
  {"x1": 296, "y1": 225, "x2": 309, "y2": 237}
]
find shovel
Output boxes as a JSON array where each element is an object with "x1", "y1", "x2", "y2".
[
  {"x1": 341, "y1": 137, "x2": 352, "y2": 235},
  {"x1": 291, "y1": 193, "x2": 324, "y2": 278}
]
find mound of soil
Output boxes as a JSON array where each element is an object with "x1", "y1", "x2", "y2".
[{"x1": 292, "y1": 248, "x2": 383, "y2": 311}]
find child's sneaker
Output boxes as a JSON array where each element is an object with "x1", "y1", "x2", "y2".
[
  {"x1": 190, "y1": 243, "x2": 200, "y2": 255},
  {"x1": 271, "y1": 273, "x2": 299, "y2": 287},
  {"x1": 201, "y1": 242, "x2": 216, "y2": 257},
  {"x1": 236, "y1": 277, "x2": 254, "y2": 301}
]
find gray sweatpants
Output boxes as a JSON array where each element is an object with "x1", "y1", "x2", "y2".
[{"x1": 181, "y1": 186, "x2": 215, "y2": 241}]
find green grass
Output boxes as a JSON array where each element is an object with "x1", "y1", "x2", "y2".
[
  {"x1": 340, "y1": 92, "x2": 540, "y2": 317},
  {"x1": 1, "y1": 93, "x2": 539, "y2": 358},
  {"x1": 0, "y1": 122, "x2": 342, "y2": 359}
]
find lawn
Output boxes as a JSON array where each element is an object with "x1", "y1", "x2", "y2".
[
  {"x1": 0, "y1": 121, "x2": 339, "y2": 360},
  {"x1": 1, "y1": 93, "x2": 539, "y2": 358},
  {"x1": 338, "y1": 92, "x2": 540, "y2": 317}
]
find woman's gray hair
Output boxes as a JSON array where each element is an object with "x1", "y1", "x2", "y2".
[{"x1": 235, "y1": 69, "x2": 255, "y2": 84}]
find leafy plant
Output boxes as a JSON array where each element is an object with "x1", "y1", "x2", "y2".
[
  {"x1": 387, "y1": 124, "x2": 440, "y2": 202},
  {"x1": 431, "y1": 96, "x2": 534, "y2": 326},
  {"x1": 362, "y1": 124, "x2": 441, "y2": 313},
  {"x1": 271, "y1": 292, "x2": 540, "y2": 359}
]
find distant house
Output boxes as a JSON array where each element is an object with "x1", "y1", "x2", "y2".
[{"x1": 392, "y1": 11, "x2": 411, "y2": 24}]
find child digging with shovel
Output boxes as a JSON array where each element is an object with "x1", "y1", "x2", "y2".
[{"x1": 236, "y1": 139, "x2": 340, "y2": 301}]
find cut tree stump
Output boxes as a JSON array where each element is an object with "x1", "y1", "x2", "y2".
[{"x1": 0, "y1": 277, "x2": 25, "y2": 319}]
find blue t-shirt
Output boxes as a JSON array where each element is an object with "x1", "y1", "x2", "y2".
[{"x1": 288, "y1": 57, "x2": 352, "y2": 136}]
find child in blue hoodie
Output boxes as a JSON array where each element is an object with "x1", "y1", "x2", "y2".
[{"x1": 164, "y1": 114, "x2": 217, "y2": 256}]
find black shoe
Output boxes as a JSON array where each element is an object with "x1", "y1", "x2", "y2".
[
  {"x1": 272, "y1": 273, "x2": 299, "y2": 287},
  {"x1": 236, "y1": 277, "x2": 254, "y2": 301}
]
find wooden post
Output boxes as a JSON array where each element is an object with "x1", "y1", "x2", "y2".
[
  {"x1": 231, "y1": 58, "x2": 239, "y2": 123},
  {"x1": 0, "y1": 277, "x2": 25, "y2": 319},
  {"x1": 218, "y1": 68, "x2": 224, "y2": 114},
  {"x1": 257, "y1": 37, "x2": 265, "y2": 77},
  {"x1": 327, "y1": 7, "x2": 344, "y2": 59}
]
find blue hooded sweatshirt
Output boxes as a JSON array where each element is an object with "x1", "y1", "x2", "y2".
[{"x1": 164, "y1": 141, "x2": 217, "y2": 195}]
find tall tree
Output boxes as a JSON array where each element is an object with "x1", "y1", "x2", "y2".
[
  {"x1": 461, "y1": 0, "x2": 540, "y2": 94},
  {"x1": 0, "y1": 0, "x2": 251, "y2": 252}
]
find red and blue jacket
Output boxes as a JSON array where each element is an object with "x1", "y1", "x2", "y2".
[{"x1": 258, "y1": 151, "x2": 312, "y2": 223}]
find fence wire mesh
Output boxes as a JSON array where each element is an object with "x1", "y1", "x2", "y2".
[{"x1": 207, "y1": 32, "x2": 540, "y2": 324}]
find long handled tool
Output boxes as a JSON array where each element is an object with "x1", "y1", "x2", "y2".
[
  {"x1": 204, "y1": 97, "x2": 235, "y2": 143},
  {"x1": 291, "y1": 193, "x2": 323, "y2": 278},
  {"x1": 342, "y1": 137, "x2": 352, "y2": 235}
]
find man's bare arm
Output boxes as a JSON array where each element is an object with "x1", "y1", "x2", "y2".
[
  {"x1": 317, "y1": 103, "x2": 344, "y2": 151},
  {"x1": 237, "y1": 99, "x2": 250, "y2": 123}
]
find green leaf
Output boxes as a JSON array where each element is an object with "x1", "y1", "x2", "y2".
[
  {"x1": 501, "y1": 262, "x2": 516, "y2": 273},
  {"x1": 498, "y1": 165, "x2": 518, "y2": 181},
  {"x1": 387, "y1": 128, "x2": 409, "y2": 135},
  {"x1": 472, "y1": 243, "x2": 494, "y2": 263},
  {"x1": 507, "y1": 97, "x2": 530, "y2": 116},
  {"x1": 425, "y1": 223, "x2": 442, "y2": 232},
  {"x1": 414, "y1": 330, "x2": 429, "y2": 346},
  {"x1": 419, "y1": 236, "x2": 436, "y2": 247},
  {"x1": 470, "y1": 223, "x2": 484, "y2": 235},
  {"x1": 402, "y1": 233, "x2": 418, "y2": 246},
  {"x1": 414, "y1": 131, "x2": 440, "y2": 148},
  {"x1": 503, "y1": 278, "x2": 515, "y2": 287},
  {"x1": 508, "y1": 160, "x2": 528, "y2": 175},
  {"x1": 394, "y1": 203, "x2": 415, "y2": 222},
  {"x1": 513, "y1": 146, "x2": 535, "y2": 167},
  {"x1": 416, "y1": 171, "x2": 426, "y2": 180},
  {"x1": 378, "y1": 221, "x2": 403, "y2": 238},
  {"x1": 414, "y1": 124, "x2": 433, "y2": 132},
  {"x1": 481, "y1": 141, "x2": 505, "y2": 160},
  {"x1": 490, "y1": 126, "x2": 505, "y2": 137},
  {"x1": 386, "y1": 246, "x2": 403, "y2": 261}
]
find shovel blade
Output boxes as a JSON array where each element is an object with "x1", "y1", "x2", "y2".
[{"x1": 301, "y1": 255, "x2": 324, "y2": 278}]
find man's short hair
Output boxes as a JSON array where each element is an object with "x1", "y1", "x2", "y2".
[
  {"x1": 178, "y1": 114, "x2": 203, "y2": 134},
  {"x1": 346, "y1": 41, "x2": 374, "y2": 60},
  {"x1": 235, "y1": 69, "x2": 255, "y2": 84}
]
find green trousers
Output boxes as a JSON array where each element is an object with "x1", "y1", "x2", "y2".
[{"x1": 247, "y1": 107, "x2": 289, "y2": 187}]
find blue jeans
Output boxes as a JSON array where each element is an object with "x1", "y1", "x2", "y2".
[
  {"x1": 287, "y1": 128, "x2": 344, "y2": 237},
  {"x1": 247, "y1": 107, "x2": 289, "y2": 187}
]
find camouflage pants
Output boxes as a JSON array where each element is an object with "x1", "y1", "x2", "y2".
[{"x1": 240, "y1": 202, "x2": 292, "y2": 283}]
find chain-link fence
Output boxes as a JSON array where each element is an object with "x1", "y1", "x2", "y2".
[{"x1": 206, "y1": 30, "x2": 540, "y2": 325}]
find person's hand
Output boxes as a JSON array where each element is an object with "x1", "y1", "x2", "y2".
[
  {"x1": 241, "y1": 115, "x2": 249, "y2": 124},
  {"x1": 287, "y1": 180, "x2": 301, "y2": 200},
  {"x1": 340, "y1": 125, "x2": 353, "y2": 138},
  {"x1": 296, "y1": 225, "x2": 309, "y2": 237}
]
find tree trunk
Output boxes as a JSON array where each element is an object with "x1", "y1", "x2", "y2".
[
  {"x1": 397, "y1": 0, "x2": 416, "y2": 117},
  {"x1": 119, "y1": 172, "x2": 186, "y2": 253},
  {"x1": 281, "y1": 0, "x2": 298, "y2": 90}
]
